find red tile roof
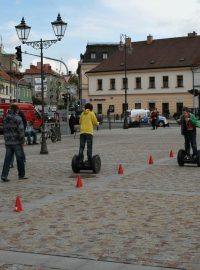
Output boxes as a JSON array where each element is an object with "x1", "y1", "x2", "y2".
[
  {"x1": 24, "y1": 63, "x2": 59, "y2": 76},
  {"x1": 0, "y1": 68, "x2": 11, "y2": 81},
  {"x1": 88, "y1": 35, "x2": 200, "y2": 73}
]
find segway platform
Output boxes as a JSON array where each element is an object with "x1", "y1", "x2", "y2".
[
  {"x1": 177, "y1": 149, "x2": 200, "y2": 166},
  {"x1": 71, "y1": 154, "x2": 101, "y2": 173}
]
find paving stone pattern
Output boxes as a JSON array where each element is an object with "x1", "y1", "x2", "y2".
[{"x1": 0, "y1": 127, "x2": 200, "y2": 270}]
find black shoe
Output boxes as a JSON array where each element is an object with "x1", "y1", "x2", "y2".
[
  {"x1": 184, "y1": 155, "x2": 191, "y2": 160},
  {"x1": 192, "y1": 154, "x2": 197, "y2": 161},
  {"x1": 1, "y1": 177, "x2": 10, "y2": 182},
  {"x1": 18, "y1": 176, "x2": 28, "y2": 180},
  {"x1": 33, "y1": 142, "x2": 38, "y2": 144}
]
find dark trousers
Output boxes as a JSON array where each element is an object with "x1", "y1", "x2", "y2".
[
  {"x1": 78, "y1": 134, "x2": 93, "y2": 163},
  {"x1": 1, "y1": 144, "x2": 25, "y2": 179},
  {"x1": 152, "y1": 118, "x2": 158, "y2": 129},
  {"x1": 184, "y1": 130, "x2": 197, "y2": 156}
]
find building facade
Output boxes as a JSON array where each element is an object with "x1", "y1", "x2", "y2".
[
  {"x1": 77, "y1": 43, "x2": 119, "y2": 106},
  {"x1": 23, "y1": 62, "x2": 67, "y2": 107},
  {"x1": 0, "y1": 46, "x2": 32, "y2": 103},
  {"x1": 79, "y1": 33, "x2": 200, "y2": 117}
]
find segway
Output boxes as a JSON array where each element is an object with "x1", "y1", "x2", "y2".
[
  {"x1": 177, "y1": 149, "x2": 200, "y2": 167},
  {"x1": 71, "y1": 154, "x2": 101, "y2": 173}
]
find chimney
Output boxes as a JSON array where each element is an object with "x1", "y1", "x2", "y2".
[
  {"x1": 147, "y1": 34, "x2": 153, "y2": 44},
  {"x1": 37, "y1": 62, "x2": 41, "y2": 69},
  {"x1": 188, "y1": 31, "x2": 197, "y2": 38},
  {"x1": 125, "y1": 37, "x2": 132, "y2": 48}
]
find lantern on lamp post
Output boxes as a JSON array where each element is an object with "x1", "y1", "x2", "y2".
[{"x1": 15, "y1": 14, "x2": 67, "y2": 154}]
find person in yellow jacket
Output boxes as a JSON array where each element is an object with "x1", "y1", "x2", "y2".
[{"x1": 78, "y1": 103, "x2": 99, "y2": 166}]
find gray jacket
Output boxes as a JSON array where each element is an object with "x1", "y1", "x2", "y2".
[{"x1": 3, "y1": 110, "x2": 25, "y2": 145}]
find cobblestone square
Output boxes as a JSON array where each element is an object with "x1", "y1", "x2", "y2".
[{"x1": 0, "y1": 126, "x2": 200, "y2": 270}]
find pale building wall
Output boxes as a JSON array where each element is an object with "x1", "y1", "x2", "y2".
[{"x1": 87, "y1": 67, "x2": 194, "y2": 115}]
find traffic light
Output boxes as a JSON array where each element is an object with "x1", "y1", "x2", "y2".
[{"x1": 15, "y1": 46, "x2": 22, "y2": 62}]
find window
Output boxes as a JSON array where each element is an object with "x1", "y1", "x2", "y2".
[
  {"x1": 91, "y1": 52, "x2": 96, "y2": 60},
  {"x1": 102, "y1": 52, "x2": 108, "y2": 59},
  {"x1": 149, "y1": 77, "x2": 155, "y2": 88},
  {"x1": 110, "y1": 79, "x2": 115, "y2": 90},
  {"x1": 122, "y1": 77, "x2": 128, "y2": 89},
  {"x1": 149, "y1": 102, "x2": 155, "y2": 111},
  {"x1": 177, "y1": 75, "x2": 183, "y2": 87},
  {"x1": 176, "y1": 102, "x2": 183, "y2": 113},
  {"x1": 6, "y1": 86, "x2": 8, "y2": 95},
  {"x1": 162, "y1": 76, "x2": 169, "y2": 88},
  {"x1": 135, "y1": 77, "x2": 141, "y2": 89},
  {"x1": 97, "y1": 104, "x2": 102, "y2": 114},
  {"x1": 97, "y1": 79, "x2": 103, "y2": 90},
  {"x1": 135, "y1": 103, "x2": 141, "y2": 109}
]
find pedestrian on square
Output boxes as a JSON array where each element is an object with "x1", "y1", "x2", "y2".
[
  {"x1": 25, "y1": 121, "x2": 38, "y2": 145},
  {"x1": 69, "y1": 113, "x2": 76, "y2": 134},
  {"x1": 151, "y1": 108, "x2": 159, "y2": 130},
  {"x1": 10, "y1": 107, "x2": 27, "y2": 167},
  {"x1": 179, "y1": 106, "x2": 200, "y2": 159},
  {"x1": 1, "y1": 104, "x2": 28, "y2": 182},
  {"x1": 78, "y1": 103, "x2": 99, "y2": 167}
]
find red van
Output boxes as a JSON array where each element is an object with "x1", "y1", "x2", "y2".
[{"x1": 0, "y1": 103, "x2": 43, "y2": 132}]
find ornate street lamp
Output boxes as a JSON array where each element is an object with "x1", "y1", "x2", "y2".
[
  {"x1": 119, "y1": 34, "x2": 133, "y2": 129},
  {"x1": 15, "y1": 14, "x2": 67, "y2": 154}
]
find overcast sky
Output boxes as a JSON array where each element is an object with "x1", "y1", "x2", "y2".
[{"x1": 1, "y1": 0, "x2": 200, "y2": 74}]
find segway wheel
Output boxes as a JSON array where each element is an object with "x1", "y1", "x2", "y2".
[
  {"x1": 71, "y1": 155, "x2": 80, "y2": 173},
  {"x1": 196, "y1": 150, "x2": 200, "y2": 167},
  {"x1": 92, "y1": 155, "x2": 101, "y2": 173},
  {"x1": 177, "y1": 149, "x2": 185, "y2": 166}
]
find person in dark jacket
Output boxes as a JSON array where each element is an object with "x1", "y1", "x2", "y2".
[
  {"x1": 10, "y1": 108, "x2": 27, "y2": 167},
  {"x1": 69, "y1": 113, "x2": 76, "y2": 134},
  {"x1": 1, "y1": 104, "x2": 28, "y2": 182},
  {"x1": 179, "y1": 107, "x2": 198, "y2": 159}
]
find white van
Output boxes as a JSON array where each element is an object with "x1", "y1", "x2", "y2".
[
  {"x1": 127, "y1": 109, "x2": 169, "y2": 127},
  {"x1": 127, "y1": 109, "x2": 150, "y2": 127}
]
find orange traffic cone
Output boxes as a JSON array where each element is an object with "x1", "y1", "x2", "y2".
[
  {"x1": 148, "y1": 155, "x2": 154, "y2": 165},
  {"x1": 76, "y1": 175, "x2": 83, "y2": 188},
  {"x1": 15, "y1": 196, "x2": 23, "y2": 212},
  {"x1": 169, "y1": 149, "x2": 174, "y2": 158},
  {"x1": 118, "y1": 164, "x2": 124, "y2": 175}
]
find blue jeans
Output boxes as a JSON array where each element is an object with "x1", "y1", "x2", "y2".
[
  {"x1": 1, "y1": 144, "x2": 25, "y2": 179},
  {"x1": 25, "y1": 130, "x2": 37, "y2": 144},
  {"x1": 184, "y1": 130, "x2": 197, "y2": 156},
  {"x1": 78, "y1": 134, "x2": 93, "y2": 163}
]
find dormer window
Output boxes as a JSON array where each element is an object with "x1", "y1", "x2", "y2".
[
  {"x1": 102, "y1": 52, "x2": 108, "y2": 59},
  {"x1": 91, "y1": 52, "x2": 96, "y2": 59}
]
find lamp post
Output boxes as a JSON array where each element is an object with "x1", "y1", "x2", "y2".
[
  {"x1": 15, "y1": 14, "x2": 67, "y2": 154},
  {"x1": 119, "y1": 34, "x2": 132, "y2": 129},
  {"x1": 16, "y1": 77, "x2": 24, "y2": 102}
]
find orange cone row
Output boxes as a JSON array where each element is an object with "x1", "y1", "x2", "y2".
[{"x1": 14, "y1": 149, "x2": 175, "y2": 212}]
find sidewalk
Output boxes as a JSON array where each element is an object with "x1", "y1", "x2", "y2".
[{"x1": 0, "y1": 127, "x2": 199, "y2": 270}]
